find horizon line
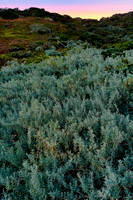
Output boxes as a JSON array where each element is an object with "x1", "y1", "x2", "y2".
[{"x1": 0, "y1": 6, "x2": 133, "y2": 20}]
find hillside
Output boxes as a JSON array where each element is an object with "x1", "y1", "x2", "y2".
[
  {"x1": 0, "y1": 8, "x2": 133, "y2": 68},
  {"x1": 0, "y1": 7, "x2": 133, "y2": 199}
]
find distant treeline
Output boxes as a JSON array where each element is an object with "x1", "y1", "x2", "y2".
[
  {"x1": 0, "y1": 7, "x2": 132, "y2": 23},
  {"x1": 0, "y1": 7, "x2": 76, "y2": 22}
]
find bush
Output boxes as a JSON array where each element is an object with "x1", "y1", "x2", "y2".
[
  {"x1": 44, "y1": 17, "x2": 54, "y2": 22},
  {"x1": 44, "y1": 46, "x2": 62, "y2": 56},
  {"x1": 0, "y1": 47, "x2": 132, "y2": 199},
  {"x1": 35, "y1": 46, "x2": 44, "y2": 52},
  {"x1": 0, "y1": 8, "x2": 19, "y2": 19},
  {"x1": 30, "y1": 24, "x2": 51, "y2": 34},
  {"x1": 67, "y1": 40, "x2": 77, "y2": 48}
]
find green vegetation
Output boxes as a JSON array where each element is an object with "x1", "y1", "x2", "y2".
[
  {"x1": 0, "y1": 8, "x2": 133, "y2": 68},
  {"x1": 0, "y1": 46, "x2": 133, "y2": 199},
  {"x1": 30, "y1": 23, "x2": 51, "y2": 34},
  {"x1": 0, "y1": 8, "x2": 133, "y2": 199}
]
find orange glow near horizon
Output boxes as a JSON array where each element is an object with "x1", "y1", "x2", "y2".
[
  {"x1": 1, "y1": 4, "x2": 133, "y2": 20},
  {"x1": 43, "y1": 4, "x2": 133, "y2": 20}
]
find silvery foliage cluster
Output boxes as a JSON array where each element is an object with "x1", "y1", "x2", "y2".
[
  {"x1": 0, "y1": 46, "x2": 132, "y2": 199},
  {"x1": 30, "y1": 23, "x2": 51, "y2": 34},
  {"x1": 45, "y1": 46, "x2": 62, "y2": 56}
]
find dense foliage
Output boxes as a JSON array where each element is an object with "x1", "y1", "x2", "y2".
[
  {"x1": 0, "y1": 8, "x2": 133, "y2": 68},
  {"x1": 0, "y1": 46, "x2": 133, "y2": 199},
  {"x1": 30, "y1": 24, "x2": 51, "y2": 34}
]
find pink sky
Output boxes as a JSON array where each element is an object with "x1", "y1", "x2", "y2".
[
  {"x1": 0, "y1": 3, "x2": 133, "y2": 19},
  {"x1": 43, "y1": 4, "x2": 133, "y2": 19}
]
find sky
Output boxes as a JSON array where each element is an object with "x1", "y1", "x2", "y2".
[{"x1": 0, "y1": 0, "x2": 133, "y2": 20}]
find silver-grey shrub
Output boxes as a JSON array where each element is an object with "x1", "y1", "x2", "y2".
[
  {"x1": 30, "y1": 23, "x2": 51, "y2": 34},
  {"x1": 0, "y1": 47, "x2": 132, "y2": 199}
]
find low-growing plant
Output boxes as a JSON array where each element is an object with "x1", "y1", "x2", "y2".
[
  {"x1": 67, "y1": 40, "x2": 77, "y2": 48},
  {"x1": 30, "y1": 23, "x2": 51, "y2": 34},
  {"x1": 45, "y1": 46, "x2": 62, "y2": 56},
  {"x1": 35, "y1": 46, "x2": 44, "y2": 52},
  {"x1": 0, "y1": 46, "x2": 132, "y2": 199}
]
